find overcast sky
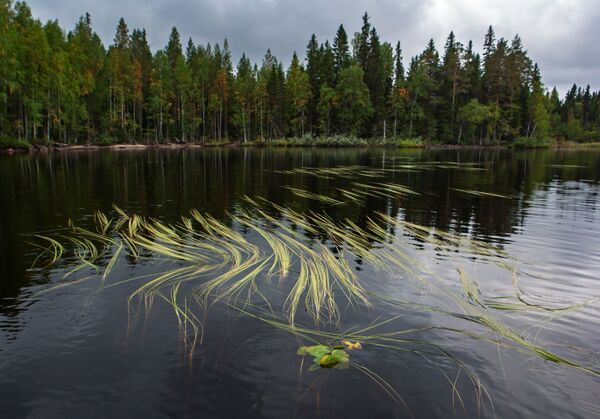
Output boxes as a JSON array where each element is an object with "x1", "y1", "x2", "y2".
[{"x1": 26, "y1": 0, "x2": 599, "y2": 94}]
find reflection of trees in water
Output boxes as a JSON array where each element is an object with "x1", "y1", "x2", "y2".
[{"x1": 0, "y1": 148, "x2": 599, "y2": 319}]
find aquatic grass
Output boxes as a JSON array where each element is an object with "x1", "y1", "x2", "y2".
[
  {"x1": 31, "y1": 235, "x2": 64, "y2": 267},
  {"x1": 373, "y1": 182, "x2": 421, "y2": 196},
  {"x1": 154, "y1": 283, "x2": 203, "y2": 357},
  {"x1": 234, "y1": 303, "x2": 494, "y2": 415},
  {"x1": 467, "y1": 271, "x2": 600, "y2": 314},
  {"x1": 30, "y1": 197, "x2": 600, "y2": 381},
  {"x1": 354, "y1": 215, "x2": 600, "y2": 377},
  {"x1": 377, "y1": 212, "x2": 507, "y2": 261},
  {"x1": 279, "y1": 165, "x2": 385, "y2": 181},
  {"x1": 337, "y1": 188, "x2": 366, "y2": 204},
  {"x1": 453, "y1": 268, "x2": 600, "y2": 376},
  {"x1": 234, "y1": 212, "x2": 291, "y2": 279},
  {"x1": 282, "y1": 186, "x2": 346, "y2": 205},
  {"x1": 451, "y1": 188, "x2": 512, "y2": 199}
]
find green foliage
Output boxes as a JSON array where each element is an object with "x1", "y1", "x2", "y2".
[
  {"x1": 297, "y1": 344, "x2": 351, "y2": 370},
  {"x1": 317, "y1": 85, "x2": 337, "y2": 136},
  {"x1": 384, "y1": 137, "x2": 425, "y2": 147},
  {"x1": 513, "y1": 136, "x2": 554, "y2": 148},
  {"x1": 312, "y1": 135, "x2": 367, "y2": 146},
  {"x1": 96, "y1": 135, "x2": 120, "y2": 146},
  {"x1": 0, "y1": 4, "x2": 597, "y2": 146},
  {"x1": 335, "y1": 65, "x2": 373, "y2": 135},
  {"x1": 285, "y1": 53, "x2": 311, "y2": 138},
  {"x1": 0, "y1": 136, "x2": 31, "y2": 149},
  {"x1": 458, "y1": 99, "x2": 490, "y2": 144},
  {"x1": 248, "y1": 135, "x2": 368, "y2": 147}
]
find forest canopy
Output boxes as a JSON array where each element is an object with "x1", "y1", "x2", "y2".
[{"x1": 0, "y1": 1, "x2": 598, "y2": 146}]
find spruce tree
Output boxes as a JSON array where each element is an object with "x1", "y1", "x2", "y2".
[
  {"x1": 305, "y1": 34, "x2": 320, "y2": 133},
  {"x1": 333, "y1": 24, "x2": 351, "y2": 81}
]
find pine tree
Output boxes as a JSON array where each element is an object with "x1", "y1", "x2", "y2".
[
  {"x1": 390, "y1": 41, "x2": 407, "y2": 137},
  {"x1": 286, "y1": 52, "x2": 311, "y2": 137},
  {"x1": 394, "y1": 42, "x2": 405, "y2": 84},
  {"x1": 66, "y1": 13, "x2": 105, "y2": 143},
  {"x1": 165, "y1": 27, "x2": 191, "y2": 141},
  {"x1": 130, "y1": 28, "x2": 152, "y2": 141},
  {"x1": 232, "y1": 53, "x2": 256, "y2": 142},
  {"x1": 440, "y1": 31, "x2": 464, "y2": 141},
  {"x1": 107, "y1": 18, "x2": 133, "y2": 139},
  {"x1": 356, "y1": 12, "x2": 371, "y2": 72},
  {"x1": 44, "y1": 19, "x2": 68, "y2": 143},
  {"x1": 148, "y1": 50, "x2": 171, "y2": 143},
  {"x1": 483, "y1": 25, "x2": 495, "y2": 61},
  {"x1": 365, "y1": 27, "x2": 386, "y2": 135},
  {"x1": 333, "y1": 24, "x2": 350, "y2": 80},
  {"x1": 305, "y1": 34, "x2": 320, "y2": 133},
  {"x1": 319, "y1": 41, "x2": 335, "y2": 89}
]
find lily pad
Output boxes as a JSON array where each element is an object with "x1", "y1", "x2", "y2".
[
  {"x1": 298, "y1": 343, "x2": 353, "y2": 370},
  {"x1": 298, "y1": 344, "x2": 331, "y2": 359},
  {"x1": 330, "y1": 349, "x2": 349, "y2": 362}
]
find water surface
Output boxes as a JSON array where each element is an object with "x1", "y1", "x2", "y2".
[{"x1": 1, "y1": 148, "x2": 599, "y2": 418}]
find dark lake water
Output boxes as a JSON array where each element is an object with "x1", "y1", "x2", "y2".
[{"x1": 1, "y1": 147, "x2": 600, "y2": 418}]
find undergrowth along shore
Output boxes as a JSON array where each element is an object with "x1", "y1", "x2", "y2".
[
  {"x1": 0, "y1": 136, "x2": 424, "y2": 151},
  {"x1": 3, "y1": 135, "x2": 599, "y2": 152}
]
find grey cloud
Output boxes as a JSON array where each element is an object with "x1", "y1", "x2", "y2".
[{"x1": 27, "y1": 0, "x2": 599, "y2": 94}]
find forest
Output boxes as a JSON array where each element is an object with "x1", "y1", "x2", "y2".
[{"x1": 0, "y1": 1, "x2": 599, "y2": 147}]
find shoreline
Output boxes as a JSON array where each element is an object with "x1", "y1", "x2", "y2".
[{"x1": 1, "y1": 141, "x2": 598, "y2": 155}]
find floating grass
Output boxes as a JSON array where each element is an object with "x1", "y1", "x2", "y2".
[
  {"x1": 451, "y1": 188, "x2": 512, "y2": 199},
  {"x1": 30, "y1": 194, "x2": 600, "y2": 386},
  {"x1": 282, "y1": 186, "x2": 346, "y2": 205}
]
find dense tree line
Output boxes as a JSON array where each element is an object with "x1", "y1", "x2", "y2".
[{"x1": 1, "y1": 2, "x2": 598, "y2": 145}]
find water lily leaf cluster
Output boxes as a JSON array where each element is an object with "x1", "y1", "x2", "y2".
[{"x1": 298, "y1": 341, "x2": 362, "y2": 371}]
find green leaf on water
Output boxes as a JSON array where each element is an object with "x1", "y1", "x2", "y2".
[
  {"x1": 298, "y1": 343, "x2": 353, "y2": 371},
  {"x1": 305, "y1": 344, "x2": 331, "y2": 358},
  {"x1": 319, "y1": 354, "x2": 333, "y2": 366},
  {"x1": 330, "y1": 349, "x2": 349, "y2": 363}
]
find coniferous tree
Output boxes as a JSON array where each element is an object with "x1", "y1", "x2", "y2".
[
  {"x1": 355, "y1": 12, "x2": 371, "y2": 73},
  {"x1": 332, "y1": 24, "x2": 351, "y2": 81},
  {"x1": 232, "y1": 53, "x2": 256, "y2": 142},
  {"x1": 66, "y1": 12, "x2": 105, "y2": 143},
  {"x1": 319, "y1": 41, "x2": 335, "y2": 89},
  {"x1": 305, "y1": 34, "x2": 320, "y2": 134},
  {"x1": 364, "y1": 27, "x2": 385, "y2": 135},
  {"x1": 107, "y1": 18, "x2": 134, "y2": 140},
  {"x1": 439, "y1": 31, "x2": 463, "y2": 141},
  {"x1": 286, "y1": 52, "x2": 311, "y2": 137},
  {"x1": 130, "y1": 29, "x2": 152, "y2": 141},
  {"x1": 390, "y1": 41, "x2": 407, "y2": 137}
]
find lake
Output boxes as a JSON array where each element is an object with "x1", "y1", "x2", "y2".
[{"x1": 1, "y1": 147, "x2": 599, "y2": 418}]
